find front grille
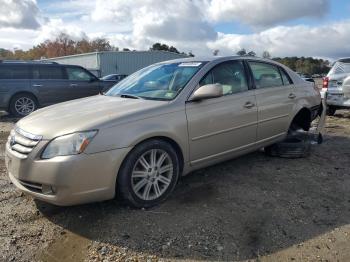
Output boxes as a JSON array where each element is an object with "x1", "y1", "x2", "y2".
[{"x1": 7, "y1": 128, "x2": 42, "y2": 159}]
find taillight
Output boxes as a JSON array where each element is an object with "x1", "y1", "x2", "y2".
[{"x1": 323, "y1": 77, "x2": 329, "y2": 89}]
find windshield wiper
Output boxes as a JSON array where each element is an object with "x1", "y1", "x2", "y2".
[{"x1": 119, "y1": 94, "x2": 142, "y2": 99}]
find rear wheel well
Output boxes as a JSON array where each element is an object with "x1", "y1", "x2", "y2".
[
  {"x1": 8, "y1": 92, "x2": 39, "y2": 110},
  {"x1": 290, "y1": 108, "x2": 312, "y2": 131}
]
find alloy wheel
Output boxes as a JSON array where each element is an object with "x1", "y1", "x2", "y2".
[
  {"x1": 14, "y1": 97, "x2": 35, "y2": 116},
  {"x1": 131, "y1": 149, "x2": 174, "y2": 201}
]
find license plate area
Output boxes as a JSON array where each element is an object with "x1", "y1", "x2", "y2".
[{"x1": 327, "y1": 93, "x2": 343, "y2": 101}]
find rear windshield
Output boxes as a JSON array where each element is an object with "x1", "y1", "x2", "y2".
[{"x1": 329, "y1": 62, "x2": 350, "y2": 75}]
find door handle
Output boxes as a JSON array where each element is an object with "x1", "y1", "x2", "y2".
[
  {"x1": 32, "y1": 84, "x2": 42, "y2": 87},
  {"x1": 70, "y1": 84, "x2": 78, "y2": 87},
  {"x1": 288, "y1": 93, "x2": 296, "y2": 99},
  {"x1": 244, "y1": 102, "x2": 255, "y2": 109}
]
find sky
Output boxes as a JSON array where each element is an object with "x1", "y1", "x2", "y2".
[{"x1": 0, "y1": 0, "x2": 350, "y2": 59}]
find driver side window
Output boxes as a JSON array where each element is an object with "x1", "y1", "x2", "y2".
[
  {"x1": 66, "y1": 67, "x2": 94, "y2": 81},
  {"x1": 199, "y1": 61, "x2": 248, "y2": 96}
]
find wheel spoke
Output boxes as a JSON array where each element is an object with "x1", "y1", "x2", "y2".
[
  {"x1": 139, "y1": 156, "x2": 151, "y2": 170},
  {"x1": 142, "y1": 182, "x2": 152, "y2": 200},
  {"x1": 159, "y1": 164, "x2": 173, "y2": 174},
  {"x1": 150, "y1": 149, "x2": 157, "y2": 167},
  {"x1": 132, "y1": 171, "x2": 149, "y2": 178},
  {"x1": 157, "y1": 152, "x2": 167, "y2": 167},
  {"x1": 133, "y1": 178, "x2": 148, "y2": 193},
  {"x1": 153, "y1": 182, "x2": 161, "y2": 197},
  {"x1": 158, "y1": 175, "x2": 171, "y2": 185}
]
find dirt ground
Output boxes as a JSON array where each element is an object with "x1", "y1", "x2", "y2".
[{"x1": 1, "y1": 110, "x2": 350, "y2": 262}]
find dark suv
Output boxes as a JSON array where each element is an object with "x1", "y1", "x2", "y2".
[{"x1": 0, "y1": 61, "x2": 113, "y2": 116}]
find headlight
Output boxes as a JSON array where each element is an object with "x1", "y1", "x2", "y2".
[{"x1": 41, "y1": 131, "x2": 97, "y2": 159}]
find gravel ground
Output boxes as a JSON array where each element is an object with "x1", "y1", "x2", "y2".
[{"x1": 1, "y1": 111, "x2": 350, "y2": 262}]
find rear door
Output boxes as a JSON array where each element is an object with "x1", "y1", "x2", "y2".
[
  {"x1": 186, "y1": 60, "x2": 257, "y2": 166},
  {"x1": 247, "y1": 61, "x2": 295, "y2": 143},
  {"x1": 30, "y1": 65, "x2": 70, "y2": 106},
  {"x1": 65, "y1": 66, "x2": 101, "y2": 99}
]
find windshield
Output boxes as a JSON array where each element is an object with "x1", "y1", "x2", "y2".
[{"x1": 105, "y1": 62, "x2": 204, "y2": 100}]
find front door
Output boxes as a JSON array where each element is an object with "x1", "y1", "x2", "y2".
[
  {"x1": 185, "y1": 60, "x2": 257, "y2": 166},
  {"x1": 65, "y1": 66, "x2": 101, "y2": 99}
]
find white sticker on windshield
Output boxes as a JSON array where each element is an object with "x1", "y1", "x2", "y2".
[{"x1": 178, "y1": 62, "x2": 202, "y2": 67}]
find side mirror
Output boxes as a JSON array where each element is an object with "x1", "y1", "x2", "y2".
[{"x1": 189, "y1": 84, "x2": 223, "y2": 101}]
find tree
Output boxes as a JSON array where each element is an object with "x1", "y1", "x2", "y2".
[
  {"x1": 273, "y1": 57, "x2": 331, "y2": 75},
  {"x1": 213, "y1": 49, "x2": 220, "y2": 56},
  {"x1": 188, "y1": 51, "x2": 195, "y2": 57},
  {"x1": 149, "y1": 42, "x2": 195, "y2": 56},
  {"x1": 150, "y1": 43, "x2": 180, "y2": 54},
  {"x1": 262, "y1": 51, "x2": 271, "y2": 59},
  {"x1": 236, "y1": 48, "x2": 247, "y2": 56},
  {"x1": 89, "y1": 38, "x2": 113, "y2": 52},
  {"x1": 247, "y1": 51, "x2": 256, "y2": 57},
  {"x1": 0, "y1": 33, "x2": 118, "y2": 60},
  {"x1": 0, "y1": 48, "x2": 13, "y2": 59}
]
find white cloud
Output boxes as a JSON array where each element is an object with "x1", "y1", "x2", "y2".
[
  {"x1": 207, "y1": 0, "x2": 329, "y2": 27},
  {"x1": 34, "y1": 19, "x2": 88, "y2": 44},
  {"x1": 207, "y1": 20, "x2": 350, "y2": 59},
  {"x1": 91, "y1": 0, "x2": 217, "y2": 41},
  {"x1": 0, "y1": 27, "x2": 37, "y2": 50},
  {"x1": 0, "y1": 0, "x2": 348, "y2": 60},
  {"x1": 0, "y1": 0, "x2": 41, "y2": 29}
]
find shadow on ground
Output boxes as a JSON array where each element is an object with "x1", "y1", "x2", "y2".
[{"x1": 36, "y1": 130, "x2": 350, "y2": 261}]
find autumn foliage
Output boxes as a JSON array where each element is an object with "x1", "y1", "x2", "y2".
[{"x1": 0, "y1": 33, "x2": 115, "y2": 60}]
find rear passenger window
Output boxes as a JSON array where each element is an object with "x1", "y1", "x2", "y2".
[
  {"x1": 32, "y1": 66, "x2": 64, "y2": 79},
  {"x1": 199, "y1": 61, "x2": 248, "y2": 95},
  {"x1": 280, "y1": 68, "x2": 293, "y2": 85},
  {"x1": 248, "y1": 62, "x2": 283, "y2": 88},
  {"x1": 0, "y1": 65, "x2": 29, "y2": 79}
]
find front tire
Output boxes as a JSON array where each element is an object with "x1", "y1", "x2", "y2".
[
  {"x1": 9, "y1": 93, "x2": 38, "y2": 117},
  {"x1": 117, "y1": 139, "x2": 180, "y2": 208}
]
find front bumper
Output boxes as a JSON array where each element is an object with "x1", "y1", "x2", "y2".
[{"x1": 6, "y1": 142, "x2": 131, "y2": 206}]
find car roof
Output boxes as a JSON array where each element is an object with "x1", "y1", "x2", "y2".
[
  {"x1": 0, "y1": 60, "x2": 59, "y2": 65},
  {"x1": 157, "y1": 55, "x2": 283, "y2": 66},
  {"x1": 337, "y1": 58, "x2": 350, "y2": 63},
  {"x1": 0, "y1": 60, "x2": 84, "y2": 68}
]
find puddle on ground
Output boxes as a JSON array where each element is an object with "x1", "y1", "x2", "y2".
[{"x1": 37, "y1": 231, "x2": 90, "y2": 262}]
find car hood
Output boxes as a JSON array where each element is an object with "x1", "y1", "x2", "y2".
[{"x1": 16, "y1": 95, "x2": 168, "y2": 139}]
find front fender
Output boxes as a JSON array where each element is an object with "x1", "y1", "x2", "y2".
[{"x1": 85, "y1": 110, "x2": 189, "y2": 162}]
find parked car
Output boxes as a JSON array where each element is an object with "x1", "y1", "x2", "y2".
[
  {"x1": 0, "y1": 60, "x2": 112, "y2": 117},
  {"x1": 100, "y1": 74, "x2": 128, "y2": 83},
  {"x1": 323, "y1": 58, "x2": 350, "y2": 115},
  {"x1": 296, "y1": 72, "x2": 315, "y2": 83},
  {"x1": 5, "y1": 56, "x2": 321, "y2": 208}
]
